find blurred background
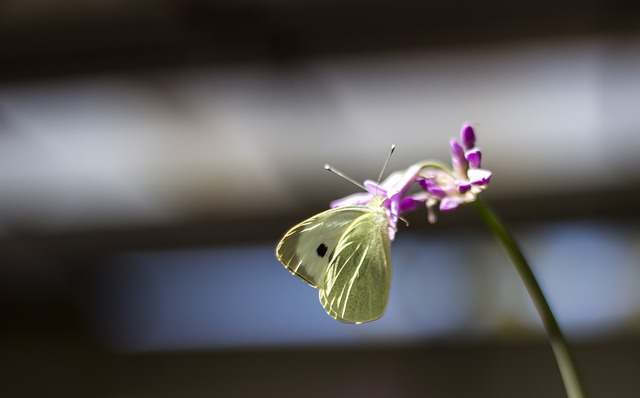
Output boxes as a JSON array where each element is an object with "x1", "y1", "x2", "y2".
[{"x1": 1, "y1": 1, "x2": 640, "y2": 397}]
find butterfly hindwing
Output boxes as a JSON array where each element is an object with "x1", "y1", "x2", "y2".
[
  {"x1": 276, "y1": 207, "x2": 372, "y2": 288},
  {"x1": 319, "y1": 208, "x2": 391, "y2": 323}
]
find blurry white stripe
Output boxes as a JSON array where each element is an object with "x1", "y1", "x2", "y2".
[{"x1": 0, "y1": 36, "x2": 639, "y2": 229}]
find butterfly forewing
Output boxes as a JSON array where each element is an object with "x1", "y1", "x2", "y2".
[
  {"x1": 276, "y1": 207, "x2": 372, "y2": 288},
  {"x1": 319, "y1": 209, "x2": 391, "y2": 323}
]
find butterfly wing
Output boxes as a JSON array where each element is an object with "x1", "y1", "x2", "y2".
[
  {"x1": 276, "y1": 207, "x2": 371, "y2": 288},
  {"x1": 319, "y1": 209, "x2": 391, "y2": 323}
]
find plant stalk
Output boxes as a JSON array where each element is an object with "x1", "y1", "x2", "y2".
[{"x1": 471, "y1": 198, "x2": 587, "y2": 398}]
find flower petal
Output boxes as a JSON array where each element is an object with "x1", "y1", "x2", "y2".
[
  {"x1": 456, "y1": 180, "x2": 472, "y2": 194},
  {"x1": 330, "y1": 192, "x2": 372, "y2": 208},
  {"x1": 363, "y1": 180, "x2": 388, "y2": 198},
  {"x1": 418, "y1": 177, "x2": 446, "y2": 198},
  {"x1": 379, "y1": 170, "x2": 404, "y2": 190},
  {"x1": 467, "y1": 168, "x2": 492, "y2": 185},
  {"x1": 440, "y1": 196, "x2": 463, "y2": 211},
  {"x1": 465, "y1": 149, "x2": 482, "y2": 169},
  {"x1": 450, "y1": 139, "x2": 468, "y2": 177},
  {"x1": 400, "y1": 192, "x2": 428, "y2": 213},
  {"x1": 387, "y1": 161, "x2": 426, "y2": 197},
  {"x1": 461, "y1": 123, "x2": 476, "y2": 149}
]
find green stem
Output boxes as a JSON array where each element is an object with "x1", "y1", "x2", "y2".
[{"x1": 471, "y1": 198, "x2": 587, "y2": 398}]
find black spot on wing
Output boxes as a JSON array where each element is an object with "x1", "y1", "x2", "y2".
[{"x1": 316, "y1": 243, "x2": 328, "y2": 258}]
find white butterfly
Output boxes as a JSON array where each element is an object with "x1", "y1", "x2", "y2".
[{"x1": 276, "y1": 194, "x2": 392, "y2": 324}]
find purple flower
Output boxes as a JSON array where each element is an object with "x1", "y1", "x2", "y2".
[
  {"x1": 415, "y1": 123, "x2": 491, "y2": 222},
  {"x1": 330, "y1": 123, "x2": 492, "y2": 235}
]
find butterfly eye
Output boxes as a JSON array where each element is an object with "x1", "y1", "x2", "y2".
[{"x1": 316, "y1": 243, "x2": 328, "y2": 258}]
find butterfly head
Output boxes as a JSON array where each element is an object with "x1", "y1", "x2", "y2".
[{"x1": 326, "y1": 179, "x2": 399, "y2": 240}]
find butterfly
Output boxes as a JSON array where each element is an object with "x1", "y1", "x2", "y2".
[{"x1": 276, "y1": 194, "x2": 392, "y2": 324}]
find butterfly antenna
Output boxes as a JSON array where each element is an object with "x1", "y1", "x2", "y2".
[
  {"x1": 377, "y1": 144, "x2": 396, "y2": 183},
  {"x1": 324, "y1": 164, "x2": 366, "y2": 191}
]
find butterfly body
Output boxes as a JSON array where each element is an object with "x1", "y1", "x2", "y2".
[{"x1": 276, "y1": 196, "x2": 392, "y2": 324}]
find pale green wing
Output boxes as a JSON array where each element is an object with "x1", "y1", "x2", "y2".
[
  {"x1": 276, "y1": 207, "x2": 370, "y2": 288},
  {"x1": 319, "y1": 209, "x2": 391, "y2": 323}
]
